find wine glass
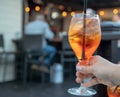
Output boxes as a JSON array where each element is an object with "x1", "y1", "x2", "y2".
[{"x1": 68, "y1": 13, "x2": 101, "y2": 96}]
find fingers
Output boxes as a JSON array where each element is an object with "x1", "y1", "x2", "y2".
[
  {"x1": 76, "y1": 76, "x2": 100, "y2": 87},
  {"x1": 76, "y1": 77, "x2": 81, "y2": 83},
  {"x1": 81, "y1": 78, "x2": 115, "y2": 87},
  {"x1": 76, "y1": 71, "x2": 93, "y2": 79},
  {"x1": 75, "y1": 71, "x2": 93, "y2": 83},
  {"x1": 76, "y1": 65, "x2": 93, "y2": 74},
  {"x1": 81, "y1": 78, "x2": 99, "y2": 87}
]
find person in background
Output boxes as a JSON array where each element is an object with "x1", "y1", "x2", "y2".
[
  {"x1": 76, "y1": 55, "x2": 120, "y2": 87},
  {"x1": 112, "y1": 12, "x2": 120, "y2": 23},
  {"x1": 25, "y1": 14, "x2": 57, "y2": 73}
]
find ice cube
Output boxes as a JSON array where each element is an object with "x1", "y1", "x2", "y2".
[{"x1": 72, "y1": 21, "x2": 83, "y2": 31}]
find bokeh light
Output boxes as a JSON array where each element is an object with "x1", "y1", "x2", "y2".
[
  {"x1": 62, "y1": 11, "x2": 67, "y2": 17},
  {"x1": 35, "y1": 6, "x2": 41, "y2": 11},
  {"x1": 25, "y1": 7, "x2": 30, "y2": 12},
  {"x1": 113, "y1": 9, "x2": 119, "y2": 14},
  {"x1": 71, "y1": 12, "x2": 75, "y2": 16},
  {"x1": 99, "y1": 10, "x2": 105, "y2": 16}
]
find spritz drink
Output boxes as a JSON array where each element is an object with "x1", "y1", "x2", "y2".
[
  {"x1": 107, "y1": 86, "x2": 120, "y2": 97},
  {"x1": 68, "y1": 13, "x2": 101, "y2": 96},
  {"x1": 68, "y1": 15, "x2": 101, "y2": 61}
]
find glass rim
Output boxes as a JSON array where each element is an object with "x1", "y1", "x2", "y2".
[{"x1": 72, "y1": 13, "x2": 99, "y2": 18}]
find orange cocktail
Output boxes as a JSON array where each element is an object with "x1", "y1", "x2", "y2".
[
  {"x1": 67, "y1": 13, "x2": 101, "y2": 96},
  {"x1": 107, "y1": 86, "x2": 120, "y2": 97},
  {"x1": 68, "y1": 17, "x2": 101, "y2": 61}
]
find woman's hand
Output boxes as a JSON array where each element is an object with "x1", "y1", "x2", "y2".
[{"x1": 76, "y1": 55, "x2": 117, "y2": 87}]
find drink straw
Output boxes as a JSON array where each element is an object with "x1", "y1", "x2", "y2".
[
  {"x1": 82, "y1": 0, "x2": 87, "y2": 59},
  {"x1": 113, "y1": 85, "x2": 119, "y2": 93},
  {"x1": 83, "y1": 0, "x2": 87, "y2": 14}
]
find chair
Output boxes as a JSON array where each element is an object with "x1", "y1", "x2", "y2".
[
  {"x1": 60, "y1": 35, "x2": 77, "y2": 79},
  {"x1": 0, "y1": 34, "x2": 6, "y2": 83},
  {"x1": 0, "y1": 35, "x2": 4, "y2": 49},
  {"x1": 22, "y1": 34, "x2": 48, "y2": 85},
  {"x1": 0, "y1": 34, "x2": 15, "y2": 84}
]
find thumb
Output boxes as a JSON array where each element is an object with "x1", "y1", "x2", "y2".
[{"x1": 76, "y1": 65, "x2": 93, "y2": 74}]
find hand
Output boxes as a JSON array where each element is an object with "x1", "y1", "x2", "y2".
[{"x1": 76, "y1": 55, "x2": 116, "y2": 87}]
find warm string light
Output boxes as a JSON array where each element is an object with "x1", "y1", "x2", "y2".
[
  {"x1": 25, "y1": 7, "x2": 30, "y2": 12},
  {"x1": 62, "y1": 11, "x2": 67, "y2": 17},
  {"x1": 113, "y1": 9, "x2": 118, "y2": 14},
  {"x1": 99, "y1": 10, "x2": 105, "y2": 16},
  {"x1": 98, "y1": 9, "x2": 119, "y2": 16},
  {"x1": 71, "y1": 12, "x2": 75, "y2": 16},
  {"x1": 35, "y1": 6, "x2": 41, "y2": 11}
]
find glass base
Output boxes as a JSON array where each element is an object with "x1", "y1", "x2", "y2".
[{"x1": 68, "y1": 87, "x2": 97, "y2": 96}]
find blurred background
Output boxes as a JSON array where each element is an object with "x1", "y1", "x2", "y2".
[{"x1": 0, "y1": 0, "x2": 120, "y2": 97}]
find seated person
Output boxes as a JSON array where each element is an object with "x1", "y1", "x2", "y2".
[{"x1": 25, "y1": 14, "x2": 57, "y2": 73}]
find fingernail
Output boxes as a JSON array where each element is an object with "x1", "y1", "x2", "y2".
[{"x1": 76, "y1": 66, "x2": 83, "y2": 71}]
